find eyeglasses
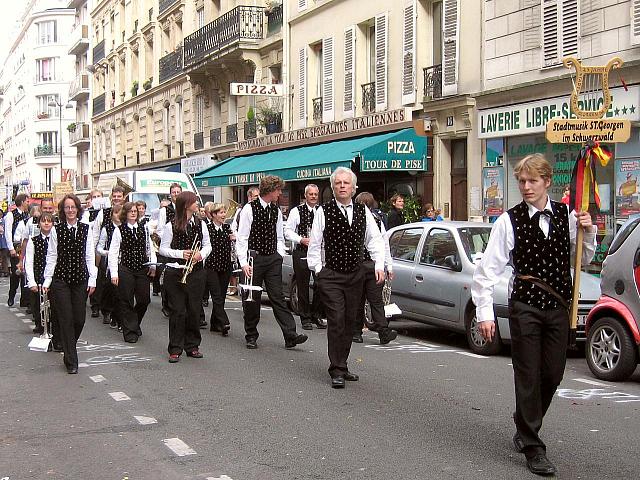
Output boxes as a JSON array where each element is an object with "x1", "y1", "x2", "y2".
[{"x1": 64, "y1": 206, "x2": 77, "y2": 211}]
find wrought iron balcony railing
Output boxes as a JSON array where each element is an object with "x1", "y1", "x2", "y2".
[
  {"x1": 159, "y1": 48, "x2": 184, "y2": 84},
  {"x1": 267, "y1": 3, "x2": 283, "y2": 36},
  {"x1": 361, "y1": 82, "x2": 375, "y2": 115},
  {"x1": 210, "y1": 127, "x2": 221, "y2": 146},
  {"x1": 312, "y1": 97, "x2": 323, "y2": 124},
  {"x1": 183, "y1": 6, "x2": 264, "y2": 69},
  {"x1": 244, "y1": 119, "x2": 257, "y2": 139},
  {"x1": 226, "y1": 124, "x2": 238, "y2": 143},
  {"x1": 93, "y1": 92, "x2": 106, "y2": 115},
  {"x1": 423, "y1": 64, "x2": 442, "y2": 100},
  {"x1": 159, "y1": 0, "x2": 179, "y2": 15},
  {"x1": 194, "y1": 132, "x2": 204, "y2": 150},
  {"x1": 34, "y1": 144, "x2": 59, "y2": 157},
  {"x1": 93, "y1": 39, "x2": 105, "y2": 63}
]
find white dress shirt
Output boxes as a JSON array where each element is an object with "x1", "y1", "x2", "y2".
[
  {"x1": 235, "y1": 197, "x2": 286, "y2": 267},
  {"x1": 4, "y1": 209, "x2": 24, "y2": 247},
  {"x1": 43, "y1": 221, "x2": 98, "y2": 288},
  {"x1": 230, "y1": 208, "x2": 242, "y2": 234},
  {"x1": 24, "y1": 233, "x2": 50, "y2": 288},
  {"x1": 108, "y1": 222, "x2": 158, "y2": 279},
  {"x1": 307, "y1": 201, "x2": 386, "y2": 273},
  {"x1": 156, "y1": 203, "x2": 176, "y2": 239},
  {"x1": 471, "y1": 197, "x2": 597, "y2": 323},
  {"x1": 159, "y1": 218, "x2": 212, "y2": 264},
  {"x1": 284, "y1": 203, "x2": 315, "y2": 244},
  {"x1": 96, "y1": 225, "x2": 116, "y2": 257}
]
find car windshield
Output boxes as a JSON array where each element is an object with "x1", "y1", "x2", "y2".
[
  {"x1": 130, "y1": 193, "x2": 163, "y2": 219},
  {"x1": 457, "y1": 227, "x2": 492, "y2": 263}
]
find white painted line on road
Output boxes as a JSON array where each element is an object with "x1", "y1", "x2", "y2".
[
  {"x1": 456, "y1": 351, "x2": 488, "y2": 359},
  {"x1": 134, "y1": 415, "x2": 157, "y2": 425},
  {"x1": 21, "y1": 318, "x2": 31, "y2": 324},
  {"x1": 10, "y1": 308, "x2": 19, "y2": 312},
  {"x1": 615, "y1": 399, "x2": 640, "y2": 403},
  {"x1": 89, "y1": 375, "x2": 106, "y2": 383},
  {"x1": 573, "y1": 378, "x2": 611, "y2": 387},
  {"x1": 162, "y1": 437, "x2": 197, "y2": 456},
  {"x1": 207, "y1": 475, "x2": 234, "y2": 480},
  {"x1": 108, "y1": 391, "x2": 131, "y2": 401},
  {"x1": 78, "y1": 362, "x2": 89, "y2": 367},
  {"x1": 15, "y1": 312, "x2": 25, "y2": 317}
]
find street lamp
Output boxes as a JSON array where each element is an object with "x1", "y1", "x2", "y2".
[{"x1": 48, "y1": 99, "x2": 74, "y2": 182}]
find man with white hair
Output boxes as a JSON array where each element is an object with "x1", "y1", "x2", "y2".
[{"x1": 307, "y1": 167, "x2": 385, "y2": 388}]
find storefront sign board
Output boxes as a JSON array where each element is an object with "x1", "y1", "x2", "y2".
[
  {"x1": 358, "y1": 128, "x2": 427, "y2": 172},
  {"x1": 230, "y1": 83, "x2": 284, "y2": 97},
  {"x1": 181, "y1": 154, "x2": 216, "y2": 175},
  {"x1": 545, "y1": 118, "x2": 631, "y2": 143}
]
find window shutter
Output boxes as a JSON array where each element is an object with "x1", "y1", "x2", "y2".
[
  {"x1": 374, "y1": 12, "x2": 388, "y2": 112},
  {"x1": 542, "y1": 0, "x2": 578, "y2": 67},
  {"x1": 542, "y1": 0, "x2": 559, "y2": 67},
  {"x1": 402, "y1": 0, "x2": 416, "y2": 105},
  {"x1": 561, "y1": 0, "x2": 578, "y2": 58},
  {"x1": 322, "y1": 37, "x2": 335, "y2": 123},
  {"x1": 442, "y1": 0, "x2": 459, "y2": 96},
  {"x1": 343, "y1": 26, "x2": 356, "y2": 118},
  {"x1": 298, "y1": 47, "x2": 307, "y2": 127},
  {"x1": 298, "y1": 0, "x2": 307, "y2": 12},
  {"x1": 632, "y1": 0, "x2": 640, "y2": 45}
]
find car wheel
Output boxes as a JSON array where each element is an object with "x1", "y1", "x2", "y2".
[
  {"x1": 465, "y1": 310, "x2": 502, "y2": 355},
  {"x1": 586, "y1": 317, "x2": 638, "y2": 381},
  {"x1": 289, "y1": 279, "x2": 300, "y2": 314}
]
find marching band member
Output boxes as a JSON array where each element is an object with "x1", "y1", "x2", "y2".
[
  {"x1": 202, "y1": 202, "x2": 234, "y2": 336},
  {"x1": 97, "y1": 205, "x2": 122, "y2": 329},
  {"x1": 352, "y1": 192, "x2": 397, "y2": 345},
  {"x1": 307, "y1": 167, "x2": 385, "y2": 388},
  {"x1": 5, "y1": 193, "x2": 30, "y2": 307},
  {"x1": 108, "y1": 202, "x2": 156, "y2": 343},
  {"x1": 156, "y1": 183, "x2": 182, "y2": 317},
  {"x1": 43, "y1": 194, "x2": 97, "y2": 374},
  {"x1": 24, "y1": 213, "x2": 54, "y2": 336},
  {"x1": 159, "y1": 191, "x2": 211, "y2": 363},
  {"x1": 236, "y1": 175, "x2": 307, "y2": 350},
  {"x1": 284, "y1": 183, "x2": 324, "y2": 330},
  {"x1": 17, "y1": 204, "x2": 42, "y2": 310},
  {"x1": 136, "y1": 200, "x2": 150, "y2": 227}
]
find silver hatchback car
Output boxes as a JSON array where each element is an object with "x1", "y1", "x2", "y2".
[{"x1": 386, "y1": 221, "x2": 601, "y2": 355}]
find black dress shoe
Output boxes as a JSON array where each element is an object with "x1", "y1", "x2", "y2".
[
  {"x1": 67, "y1": 366, "x2": 78, "y2": 374},
  {"x1": 246, "y1": 339, "x2": 258, "y2": 349},
  {"x1": 526, "y1": 454, "x2": 556, "y2": 476},
  {"x1": 91, "y1": 309, "x2": 99, "y2": 318},
  {"x1": 285, "y1": 334, "x2": 308, "y2": 348},
  {"x1": 26, "y1": 307, "x2": 32, "y2": 315},
  {"x1": 513, "y1": 432, "x2": 525, "y2": 453},
  {"x1": 301, "y1": 322, "x2": 313, "y2": 330},
  {"x1": 352, "y1": 333, "x2": 363, "y2": 343},
  {"x1": 52, "y1": 344, "x2": 63, "y2": 352},
  {"x1": 7, "y1": 298, "x2": 14, "y2": 307},
  {"x1": 343, "y1": 372, "x2": 359, "y2": 381},
  {"x1": 199, "y1": 320, "x2": 208, "y2": 329},
  {"x1": 379, "y1": 329, "x2": 398, "y2": 345},
  {"x1": 313, "y1": 318, "x2": 327, "y2": 329},
  {"x1": 221, "y1": 325, "x2": 230, "y2": 337},
  {"x1": 161, "y1": 307, "x2": 170, "y2": 317},
  {"x1": 124, "y1": 337, "x2": 138, "y2": 343},
  {"x1": 331, "y1": 376, "x2": 345, "y2": 388},
  {"x1": 202, "y1": 300, "x2": 209, "y2": 307}
]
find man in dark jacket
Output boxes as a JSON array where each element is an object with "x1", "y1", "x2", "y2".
[{"x1": 386, "y1": 193, "x2": 405, "y2": 229}]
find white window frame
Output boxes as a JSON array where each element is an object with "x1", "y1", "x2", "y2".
[
  {"x1": 37, "y1": 21, "x2": 57, "y2": 45},
  {"x1": 36, "y1": 58, "x2": 56, "y2": 82}
]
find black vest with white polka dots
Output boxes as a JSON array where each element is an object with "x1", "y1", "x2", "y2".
[
  {"x1": 100, "y1": 208, "x2": 112, "y2": 230},
  {"x1": 165, "y1": 204, "x2": 176, "y2": 224},
  {"x1": 11, "y1": 210, "x2": 26, "y2": 237},
  {"x1": 205, "y1": 222, "x2": 232, "y2": 272},
  {"x1": 32, "y1": 234, "x2": 49, "y2": 285},
  {"x1": 53, "y1": 223, "x2": 89, "y2": 285},
  {"x1": 170, "y1": 219, "x2": 203, "y2": 272},
  {"x1": 295, "y1": 204, "x2": 316, "y2": 251},
  {"x1": 508, "y1": 200, "x2": 572, "y2": 310},
  {"x1": 88, "y1": 209, "x2": 100, "y2": 222},
  {"x1": 363, "y1": 214, "x2": 382, "y2": 262},
  {"x1": 323, "y1": 200, "x2": 366, "y2": 273},
  {"x1": 104, "y1": 222, "x2": 117, "y2": 250},
  {"x1": 248, "y1": 199, "x2": 278, "y2": 255},
  {"x1": 119, "y1": 224, "x2": 148, "y2": 272}
]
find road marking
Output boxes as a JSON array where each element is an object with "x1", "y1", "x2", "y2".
[
  {"x1": 162, "y1": 438, "x2": 196, "y2": 456},
  {"x1": 207, "y1": 476, "x2": 234, "y2": 480},
  {"x1": 78, "y1": 353, "x2": 152, "y2": 367},
  {"x1": 10, "y1": 308, "x2": 19, "y2": 312},
  {"x1": 573, "y1": 378, "x2": 611, "y2": 387},
  {"x1": 15, "y1": 313, "x2": 25, "y2": 317},
  {"x1": 108, "y1": 392, "x2": 131, "y2": 401},
  {"x1": 89, "y1": 375, "x2": 106, "y2": 383},
  {"x1": 21, "y1": 319, "x2": 31, "y2": 324},
  {"x1": 456, "y1": 351, "x2": 488, "y2": 359},
  {"x1": 134, "y1": 415, "x2": 157, "y2": 425}
]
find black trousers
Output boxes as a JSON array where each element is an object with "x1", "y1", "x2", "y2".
[
  {"x1": 354, "y1": 261, "x2": 389, "y2": 335},
  {"x1": 117, "y1": 265, "x2": 151, "y2": 342},
  {"x1": 30, "y1": 289, "x2": 61, "y2": 346},
  {"x1": 50, "y1": 279, "x2": 88, "y2": 369},
  {"x1": 510, "y1": 301, "x2": 569, "y2": 454},
  {"x1": 8, "y1": 255, "x2": 19, "y2": 301},
  {"x1": 242, "y1": 253, "x2": 297, "y2": 343},
  {"x1": 201, "y1": 269, "x2": 231, "y2": 331},
  {"x1": 164, "y1": 267, "x2": 205, "y2": 355},
  {"x1": 292, "y1": 249, "x2": 322, "y2": 324},
  {"x1": 91, "y1": 258, "x2": 106, "y2": 312},
  {"x1": 156, "y1": 254, "x2": 169, "y2": 310},
  {"x1": 19, "y1": 275, "x2": 30, "y2": 307},
  {"x1": 316, "y1": 267, "x2": 364, "y2": 377}
]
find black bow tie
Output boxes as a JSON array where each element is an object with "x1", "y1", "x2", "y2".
[{"x1": 533, "y1": 209, "x2": 554, "y2": 220}]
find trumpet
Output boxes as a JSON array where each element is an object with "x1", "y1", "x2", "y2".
[
  {"x1": 40, "y1": 287, "x2": 52, "y2": 340},
  {"x1": 180, "y1": 237, "x2": 201, "y2": 284},
  {"x1": 239, "y1": 255, "x2": 262, "y2": 302}
]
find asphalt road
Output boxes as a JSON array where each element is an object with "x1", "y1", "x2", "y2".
[{"x1": 1, "y1": 278, "x2": 639, "y2": 480}]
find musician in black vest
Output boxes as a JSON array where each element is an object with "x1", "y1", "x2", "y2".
[
  {"x1": 307, "y1": 167, "x2": 385, "y2": 388},
  {"x1": 24, "y1": 213, "x2": 54, "y2": 335},
  {"x1": 236, "y1": 175, "x2": 308, "y2": 349},
  {"x1": 156, "y1": 183, "x2": 182, "y2": 316},
  {"x1": 97, "y1": 205, "x2": 123, "y2": 329},
  {"x1": 472, "y1": 154, "x2": 596, "y2": 476},
  {"x1": 352, "y1": 192, "x2": 397, "y2": 345},
  {"x1": 159, "y1": 191, "x2": 211, "y2": 363},
  {"x1": 202, "y1": 202, "x2": 234, "y2": 335},
  {"x1": 229, "y1": 186, "x2": 259, "y2": 296},
  {"x1": 83, "y1": 189, "x2": 105, "y2": 317},
  {"x1": 5, "y1": 193, "x2": 30, "y2": 307},
  {"x1": 16, "y1": 204, "x2": 42, "y2": 310},
  {"x1": 284, "y1": 184, "x2": 325, "y2": 330},
  {"x1": 108, "y1": 202, "x2": 156, "y2": 343},
  {"x1": 43, "y1": 195, "x2": 97, "y2": 374}
]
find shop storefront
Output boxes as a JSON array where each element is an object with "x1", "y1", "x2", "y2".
[{"x1": 478, "y1": 85, "x2": 640, "y2": 272}]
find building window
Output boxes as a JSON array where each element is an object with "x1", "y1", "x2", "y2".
[
  {"x1": 195, "y1": 94, "x2": 204, "y2": 133},
  {"x1": 44, "y1": 168, "x2": 53, "y2": 191},
  {"x1": 36, "y1": 58, "x2": 56, "y2": 82},
  {"x1": 38, "y1": 131, "x2": 59, "y2": 148},
  {"x1": 542, "y1": 0, "x2": 579, "y2": 67},
  {"x1": 197, "y1": 7, "x2": 205, "y2": 29},
  {"x1": 37, "y1": 95, "x2": 60, "y2": 117},
  {"x1": 175, "y1": 101, "x2": 184, "y2": 142},
  {"x1": 37, "y1": 21, "x2": 57, "y2": 44}
]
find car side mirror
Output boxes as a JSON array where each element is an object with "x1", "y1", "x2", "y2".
[{"x1": 444, "y1": 254, "x2": 462, "y2": 272}]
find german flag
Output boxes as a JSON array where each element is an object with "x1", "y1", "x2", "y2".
[{"x1": 569, "y1": 141, "x2": 613, "y2": 212}]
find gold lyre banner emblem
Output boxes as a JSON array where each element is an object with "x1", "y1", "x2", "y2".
[{"x1": 546, "y1": 56, "x2": 631, "y2": 143}]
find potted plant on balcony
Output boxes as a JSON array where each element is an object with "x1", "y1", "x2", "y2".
[
  {"x1": 265, "y1": 0, "x2": 282, "y2": 15},
  {"x1": 37, "y1": 112, "x2": 49, "y2": 119},
  {"x1": 131, "y1": 81, "x2": 139, "y2": 97},
  {"x1": 257, "y1": 105, "x2": 281, "y2": 135},
  {"x1": 143, "y1": 78, "x2": 153, "y2": 91},
  {"x1": 67, "y1": 122, "x2": 77, "y2": 133}
]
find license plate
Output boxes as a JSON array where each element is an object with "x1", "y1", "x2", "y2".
[{"x1": 577, "y1": 314, "x2": 587, "y2": 326}]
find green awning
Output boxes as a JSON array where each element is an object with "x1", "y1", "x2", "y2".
[{"x1": 193, "y1": 128, "x2": 427, "y2": 187}]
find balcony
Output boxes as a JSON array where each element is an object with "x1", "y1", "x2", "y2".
[
  {"x1": 183, "y1": 6, "x2": 264, "y2": 70},
  {"x1": 93, "y1": 39, "x2": 106, "y2": 64},
  {"x1": 69, "y1": 24, "x2": 89, "y2": 55},
  {"x1": 159, "y1": 0, "x2": 180, "y2": 15},
  {"x1": 266, "y1": 3, "x2": 283, "y2": 36},
  {"x1": 361, "y1": 82, "x2": 375, "y2": 115},
  {"x1": 263, "y1": 112, "x2": 283, "y2": 135},
  {"x1": 210, "y1": 127, "x2": 221, "y2": 147},
  {"x1": 69, "y1": 73, "x2": 90, "y2": 102},
  {"x1": 226, "y1": 124, "x2": 238, "y2": 143},
  {"x1": 93, "y1": 92, "x2": 106, "y2": 115},
  {"x1": 312, "y1": 97, "x2": 322, "y2": 124},
  {"x1": 244, "y1": 119, "x2": 257, "y2": 139},
  {"x1": 193, "y1": 132, "x2": 204, "y2": 150},
  {"x1": 69, "y1": 122, "x2": 90, "y2": 147},
  {"x1": 159, "y1": 48, "x2": 183, "y2": 84},
  {"x1": 34, "y1": 145, "x2": 59, "y2": 157},
  {"x1": 423, "y1": 64, "x2": 442, "y2": 101}
]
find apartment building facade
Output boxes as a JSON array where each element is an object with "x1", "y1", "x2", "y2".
[
  {"x1": 0, "y1": 1, "x2": 77, "y2": 201},
  {"x1": 478, "y1": 0, "x2": 640, "y2": 270}
]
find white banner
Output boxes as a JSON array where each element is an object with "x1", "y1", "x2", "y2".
[
  {"x1": 181, "y1": 154, "x2": 216, "y2": 175},
  {"x1": 230, "y1": 83, "x2": 284, "y2": 97}
]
